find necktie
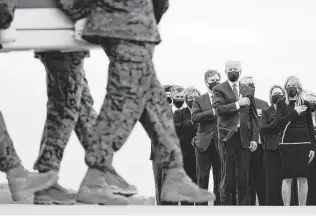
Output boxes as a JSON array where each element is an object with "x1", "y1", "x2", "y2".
[{"x1": 232, "y1": 84, "x2": 239, "y2": 100}]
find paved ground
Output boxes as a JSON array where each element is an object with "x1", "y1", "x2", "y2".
[{"x1": 0, "y1": 204, "x2": 312, "y2": 216}]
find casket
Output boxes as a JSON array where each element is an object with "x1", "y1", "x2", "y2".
[{"x1": 0, "y1": 0, "x2": 100, "y2": 53}]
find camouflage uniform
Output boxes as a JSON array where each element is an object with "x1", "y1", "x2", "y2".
[
  {"x1": 0, "y1": 0, "x2": 29, "y2": 172},
  {"x1": 0, "y1": 1, "x2": 97, "y2": 174},
  {"x1": 55, "y1": 0, "x2": 214, "y2": 204},
  {"x1": 0, "y1": 0, "x2": 17, "y2": 30},
  {"x1": 55, "y1": 0, "x2": 183, "y2": 173},
  {"x1": 0, "y1": 112, "x2": 21, "y2": 172},
  {"x1": 33, "y1": 51, "x2": 96, "y2": 173},
  {"x1": 0, "y1": 1, "x2": 59, "y2": 201},
  {"x1": 1, "y1": 0, "x2": 100, "y2": 203}
]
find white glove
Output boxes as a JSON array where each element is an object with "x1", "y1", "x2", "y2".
[{"x1": 73, "y1": 18, "x2": 88, "y2": 41}]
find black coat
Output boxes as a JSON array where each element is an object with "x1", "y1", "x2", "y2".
[{"x1": 174, "y1": 107, "x2": 198, "y2": 159}]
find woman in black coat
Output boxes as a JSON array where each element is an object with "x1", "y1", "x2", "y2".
[
  {"x1": 275, "y1": 76, "x2": 315, "y2": 206},
  {"x1": 261, "y1": 85, "x2": 285, "y2": 206}
]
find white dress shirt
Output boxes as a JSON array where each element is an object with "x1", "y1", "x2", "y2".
[
  {"x1": 172, "y1": 105, "x2": 178, "y2": 113},
  {"x1": 208, "y1": 92, "x2": 213, "y2": 104}
]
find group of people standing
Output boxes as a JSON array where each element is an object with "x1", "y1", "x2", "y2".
[
  {"x1": 1, "y1": 0, "x2": 316, "y2": 207},
  {"x1": 0, "y1": 0, "x2": 215, "y2": 205},
  {"x1": 155, "y1": 60, "x2": 316, "y2": 206}
]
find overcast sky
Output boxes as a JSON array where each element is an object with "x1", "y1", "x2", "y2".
[{"x1": 0, "y1": 0, "x2": 316, "y2": 197}]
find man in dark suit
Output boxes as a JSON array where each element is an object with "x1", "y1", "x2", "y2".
[
  {"x1": 191, "y1": 70, "x2": 221, "y2": 206},
  {"x1": 171, "y1": 85, "x2": 186, "y2": 113},
  {"x1": 240, "y1": 77, "x2": 269, "y2": 206},
  {"x1": 174, "y1": 87, "x2": 201, "y2": 205},
  {"x1": 213, "y1": 60, "x2": 259, "y2": 205}
]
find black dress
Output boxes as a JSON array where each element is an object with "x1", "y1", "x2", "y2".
[{"x1": 276, "y1": 100, "x2": 316, "y2": 179}]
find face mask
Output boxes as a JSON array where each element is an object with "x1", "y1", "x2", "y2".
[
  {"x1": 227, "y1": 72, "x2": 240, "y2": 82},
  {"x1": 186, "y1": 100, "x2": 193, "y2": 108},
  {"x1": 173, "y1": 99, "x2": 184, "y2": 109},
  {"x1": 208, "y1": 82, "x2": 219, "y2": 91},
  {"x1": 271, "y1": 94, "x2": 284, "y2": 104},
  {"x1": 287, "y1": 87, "x2": 298, "y2": 98},
  {"x1": 166, "y1": 97, "x2": 172, "y2": 104}
]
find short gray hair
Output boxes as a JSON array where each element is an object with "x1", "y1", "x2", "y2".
[
  {"x1": 204, "y1": 70, "x2": 221, "y2": 82},
  {"x1": 184, "y1": 87, "x2": 201, "y2": 101},
  {"x1": 240, "y1": 76, "x2": 254, "y2": 84}
]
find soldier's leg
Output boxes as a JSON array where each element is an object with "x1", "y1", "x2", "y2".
[
  {"x1": 76, "y1": 39, "x2": 155, "y2": 205},
  {"x1": 0, "y1": 112, "x2": 57, "y2": 202},
  {"x1": 139, "y1": 73, "x2": 216, "y2": 203},
  {"x1": 33, "y1": 51, "x2": 86, "y2": 205},
  {"x1": 74, "y1": 73, "x2": 137, "y2": 196},
  {"x1": 77, "y1": 38, "x2": 214, "y2": 204}
]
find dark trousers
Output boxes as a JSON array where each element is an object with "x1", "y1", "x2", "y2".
[
  {"x1": 264, "y1": 150, "x2": 283, "y2": 206},
  {"x1": 195, "y1": 142, "x2": 221, "y2": 205},
  {"x1": 152, "y1": 161, "x2": 163, "y2": 205},
  {"x1": 180, "y1": 153, "x2": 197, "y2": 206},
  {"x1": 249, "y1": 144, "x2": 266, "y2": 205},
  {"x1": 307, "y1": 159, "x2": 316, "y2": 205},
  {"x1": 219, "y1": 131, "x2": 250, "y2": 205},
  {"x1": 230, "y1": 156, "x2": 238, "y2": 205}
]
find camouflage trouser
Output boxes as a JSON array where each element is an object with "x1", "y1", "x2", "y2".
[
  {"x1": 84, "y1": 38, "x2": 183, "y2": 173},
  {"x1": 0, "y1": 112, "x2": 21, "y2": 172},
  {"x1": 0, "y1": 0, "x2": 16, "y2": 29},
  {"x1": 33, "y1": 51, "x2": 98, "y2": 172}
]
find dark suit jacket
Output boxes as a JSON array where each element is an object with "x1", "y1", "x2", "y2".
[
  {"x1": 260, "y1": 105, "x2": 282, "y2": 150},
  {"x1": 255, "y1": 97, "x2": 269, "y2": 144},
  {"x1": 191, "y1": 93, "x2": 217, "y2": 152},
  {"x1": 173, "y1": 107, "x2": 198, "y2": 159},
  {"x1": 56, "y1": 0, "x2": 169, "y2": 44},
  {"x1": 212, "y1": 80, "x2": 259, "y2": 148},
  {"x1": 275, "y1": 100, "x2": 316, "y2": 150}
]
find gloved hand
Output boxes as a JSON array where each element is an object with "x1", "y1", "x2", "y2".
[{"x1": 73, "y1": 18, "x2": 87, "y2": 41}]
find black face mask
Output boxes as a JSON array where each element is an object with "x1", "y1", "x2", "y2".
[
  {"x1": 208, "y1": 82, "x2": 219, "y2": 91},
  {"x1": 186, "y1": 100, "x2": 193, "y2": 108},
  {"x1": 166, "y1": 97, "x2": 172, "y2": 104},
  {"x1": 271, "y1": 94, "x2": 284, "y2": 104},
  {"x1": 287, "y1": 87, "x2": 298, "y2": 98},
  {"x1": 173, "y1": 100, "x2": 184, "y2": 109},
  {"x1": 227, "y1": 72, "x2": 240, "y2": 82}
]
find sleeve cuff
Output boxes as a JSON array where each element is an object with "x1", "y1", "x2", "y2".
[{"x1": 235, "y1": 102, "x2": 240, "y2": 110}]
